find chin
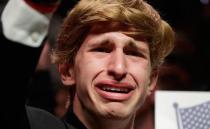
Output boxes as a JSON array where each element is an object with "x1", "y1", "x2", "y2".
[
  {"x1": 100, "y1": 105, "x2": 133, "y2": 120},
  {"x1": 105, "y1": 111, "x2": 133, "y2": 120}
]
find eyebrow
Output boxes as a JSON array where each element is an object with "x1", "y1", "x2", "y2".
[
  {"x1": 87, "y1": 35, "x2": 149, "y2": 55},
  {"x1": 87, "y1": 37, "x2": 113, "y2": 48}
]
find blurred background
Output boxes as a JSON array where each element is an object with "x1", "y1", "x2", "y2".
[{"x1": 148, "y1": 0, "x2": 210, "y2": 91}]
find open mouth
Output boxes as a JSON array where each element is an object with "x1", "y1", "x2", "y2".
[
  {"x1": 95, "y1": 81, "x2": 135, "y2": 101},
  {"x1": 100, "y1": 85, "x2": 131, "y2": 93}
]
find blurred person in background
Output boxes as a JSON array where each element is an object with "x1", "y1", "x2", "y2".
[
  {"x1": 26, "y1": 41, "x2": 56, "y2": 114},
  {"x1": 26, "y1": 0, "x2": 77, "y2": 117},
  {"x1": 0, "y1": 0, "x2": 76, "y2": 129}
]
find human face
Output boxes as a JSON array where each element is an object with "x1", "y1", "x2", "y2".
[{"x1": 70, "y1": 23, "x2": 157, "y2": 120}]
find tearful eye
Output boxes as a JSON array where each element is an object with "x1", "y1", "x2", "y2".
[
  {"x1": 91, "y1": 47, "x2": 112, "y2": 53},
  {"x1": 124, "y1": 50, "x2": 143, "y2": 57}
]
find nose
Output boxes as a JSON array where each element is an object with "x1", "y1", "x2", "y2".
[{"x1": 108, "y1": 49, "x2": 127, "y2": 81}]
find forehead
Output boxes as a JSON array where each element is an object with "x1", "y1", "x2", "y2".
[
  {"x1": 88, "y1": 22, "x2": 147, "y2": 42},
  {"x1": 79, "y1": 22, "x2": 150, "y2": 55},
  {"x1": 89, "y1": 22, "x2": 135, "y2": 34}
]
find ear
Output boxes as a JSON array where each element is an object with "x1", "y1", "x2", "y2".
[
  {"x1": 57, "y1": 63, "x2": 75, "y2": 86},
  {"x1": 147, "y1": 68, "x2": 158, "y2": 96}
]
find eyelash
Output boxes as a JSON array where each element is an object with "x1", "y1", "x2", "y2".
[
  {"x1": 91, "y1": 47, "x2": 145, "y2": 58},
  {"x1": 124, "y1": 50, "x2": 143, "y2": 57},
  {"x1": 91, "y1": 47, "x2": 112, "y2": 53}
]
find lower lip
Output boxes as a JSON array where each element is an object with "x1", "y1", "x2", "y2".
[{"x1": 95, "y1": 87, "x2": 133, "y2": 101}]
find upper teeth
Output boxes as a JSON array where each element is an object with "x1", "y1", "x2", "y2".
[{"x1": 102, "y1": 86, "x2": 129, "y2": 93}]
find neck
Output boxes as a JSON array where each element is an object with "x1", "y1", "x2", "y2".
[
  {"x1": 73, "y1": 97, "x2": 135, "y2": 129},
  {"x1": 134, "y1": 105, "x2": 154, "y2": 129},
  {"x1": 87, "y1": 117, "x2": 135, "y2": 129}
]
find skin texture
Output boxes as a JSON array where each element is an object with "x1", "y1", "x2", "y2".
[{"x1": 60, "y1": 23, "x2": 158, "y2": 129}]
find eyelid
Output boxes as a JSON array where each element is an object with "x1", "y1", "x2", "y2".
[
  {"x1": 124, "y1": 49, "x2": 146, "y2": 58},
  {"x1": 91, "y1": 47, "x2": 110, "y2": 52},
  {"x1": 88, "y1": 40, "x2": 113, "y2": 52},
  {"x1": 125, "y1": 41, "x2": 149, "y2": 58}
]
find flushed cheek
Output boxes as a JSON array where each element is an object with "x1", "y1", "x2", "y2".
[
  {"x1": 131, "y1": 64, "x2": 151, "y2": 90},
  {"x1": 129, "y1": 61, "x2": 151, "y2": 85},
  {"x1": 134, "y1": 70, "x2": 150, "y2": 87},
  {"x1": 74, "y1": 55, "x2": 106, "y2": 90},
  {"x1": 73, "y1": 62, "x2": 97, "y2": 106},
  {"x1": 129, "y1": 65, "x2": 151, "y2": 105},
  {"x1": 77, "y1": 58, "x2": 105, "y2": 78},
  {"x1": 74, "y1": 57, "x2": 108, "y2": 110}
]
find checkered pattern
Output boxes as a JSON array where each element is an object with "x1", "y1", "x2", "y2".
[{"x1": 178, "y1": 101, "x2": 210, "y2": 129}]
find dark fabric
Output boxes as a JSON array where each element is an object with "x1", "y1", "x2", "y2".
[
  {"x1": 26, "y1": 106, "x2": 70, "y2": 129},
  {"x1": 0, "y1": 17, "x2": 43, "y2": 129},
  {"x1": 26, "y1": 104, "x2": 88, "y2": 129},
  {"x1": 26, "y1": 70, "x2": 56, "y2": 114},
  {"x1": 26, "y1": 105, "x2": 88, "y2": 129},
  {"x1": 64, "y1": 106, "x2": 87, "y2": 129}
]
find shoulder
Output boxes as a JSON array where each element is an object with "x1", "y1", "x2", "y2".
[{"x1": 26, "y1": 106, "x2": 76, "y2": 129}]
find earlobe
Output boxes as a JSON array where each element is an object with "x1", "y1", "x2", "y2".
[
  {"x1": 58, "y1": 63, "x2": 75, "y2": 86},
  {"x1": 147, "y1": 69, "x2": 158, "y2": 96}
]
